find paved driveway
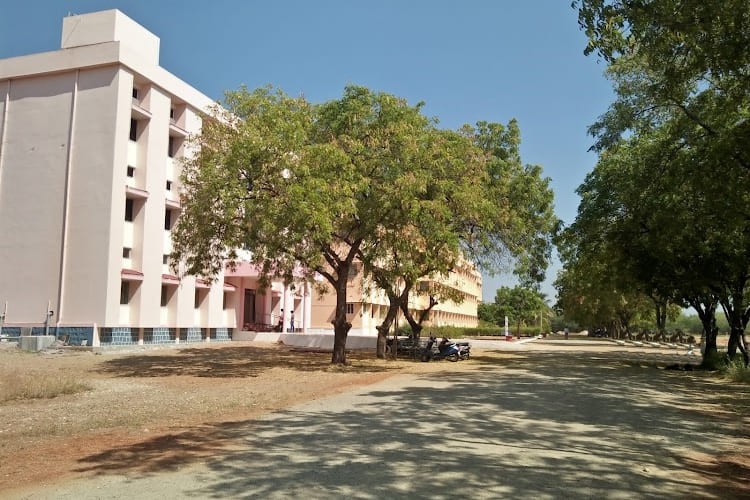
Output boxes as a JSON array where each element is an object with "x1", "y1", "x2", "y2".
[{"x1": 15, "y1": 347, "x2": 747, "y2": 499}]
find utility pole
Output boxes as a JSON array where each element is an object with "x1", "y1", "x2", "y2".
[{"x1": 44, "y1": 301, "x2": 54, "y2": 337}]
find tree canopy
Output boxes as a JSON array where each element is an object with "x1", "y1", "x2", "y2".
[
  {"x1": 173, "y1": 85, "x2": 558, "y2": 364},
  {"x1": 567, "y1": 0, "x2": 750, "y2": 364}
]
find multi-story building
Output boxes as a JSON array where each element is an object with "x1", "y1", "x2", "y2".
[
  {"x1": 309, "y1": 258, "x2": 482, "y2": 335},
  {"x1": 0, "y1": 10, "x2": 243, "y2": 346},
  {"x1": 0, "y1": 9, "x2": 476, "y2": 346}
]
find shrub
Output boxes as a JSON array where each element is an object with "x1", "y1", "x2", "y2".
[
  {"x1": 721, "y1": 358, "x2": 750, "y2": 384},
  {"x1": 700, "y1": 350, "x2": 726, "y2": 371},
  {"x1": 412, "y1": 325, "x2": 544, "y2": 338}
]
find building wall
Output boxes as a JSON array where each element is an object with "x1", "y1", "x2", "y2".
[
  {"x1": 309, "y1": 260, "x2": 482, "y2": 335},
  {"x1": 0, "y1": 72, "x2": 79, "y2": 322},
  {"x1": 66, "y1": 66, "x2": 122, "y2": 326},
  {"x1": 0, "y1": 9, "x2": 234, "y2": 337}
]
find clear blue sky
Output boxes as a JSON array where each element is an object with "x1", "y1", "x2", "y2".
[{"x1": 0, "y1": 0, "x2": 613, "y2": 303}]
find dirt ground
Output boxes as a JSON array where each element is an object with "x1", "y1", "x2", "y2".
[
  {"x1": 1, "y1": 338, "x2": 748, "y2": 497},
  {"x1": 0, "y1": 341, "x2": 462, "y2": 492}
]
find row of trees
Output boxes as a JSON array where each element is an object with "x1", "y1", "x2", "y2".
[
  {"x1": 478, "y1": 286, "x2": 550, "y2": 335},
  {"x1": 172, "y1": 85, "x2": 558, "y2": 364},
  {"x1": 558, "y1": 0, "x2": 750, "y2": 365}
]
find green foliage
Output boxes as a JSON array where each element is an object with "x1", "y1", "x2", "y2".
[
  {"x1": 174, "y1": 84, "x2": 558, "y2": 363},
  {"x1": 487, "y1": 286, "x2": 550, "y2": 333},
  {"x1": 477, "y1": 303, "x2": 496, "y2": 324},
  {"x1": 464, "y1": 121, "x2": 560, "y2": 284},
  {"x1": 668, "y1": 313, "x2": 729, "y2": 336},
  {"x1": 550, "y1": 314, "x2": 579, "y2": 333},
  {"x1": 722, "y1": 358, "x2": 750, "y2": 384},
  {"x1": 568, "y1": 1, "x2": 750, "y2": 359}
]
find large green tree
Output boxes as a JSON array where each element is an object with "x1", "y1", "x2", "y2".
[
  {"x1": 357, "y1": 127, "x2": 480, "y2": 357},
  {"x1": 175, "y1": 85, "x2": 558, "y2": 364},
  {"x1": 174, "y1": 85, "x2": 433, "y2": 364},
  {"x1": 492, "y1": 286, "x2": 548, "y2": 335},
  {"x1": 572, "y1": 0, "x2": 750, "y2": 364}
]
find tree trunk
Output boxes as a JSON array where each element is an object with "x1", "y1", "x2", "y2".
[
  {"x1": 330, "y1": 262, "x2": 352, "y2": 365},
  {"x1": 721, "y1": 290, "x2": 750, "y2": 366},
  {"x1": 375, "y1": 297, "x2": 400, "y2": 359},
  {"x1": 690, "y1": 297, "x2": 719, "y2": 368},
  {"x1": 719, "y1": 278, "x2": 750, "y2": 366},
  {"x1": 400, "y1": 293, "x2": 438, "y2": 339},
  {"x1": 727, "y1": 326, "x2": 749, "y2": 367}
]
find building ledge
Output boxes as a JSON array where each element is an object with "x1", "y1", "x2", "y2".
[
  {"x1": 131, "y1": 100, "x2": 151, "y2": 120},
  {"x1": 165, "y1": 197, "x2": 181, "y2": 210},
  {"x1": 121, "y1": 268, "x2": 144, "y2": 281},
  {"x1": 161, "y1": 273, "x2": 180, "y2": 285},
  {"x1": 169, "y1": 120, "x2": 188, "y2": 137},
  {"x1": 126, "y1": 185, "x2": 149, "y2": 199}
]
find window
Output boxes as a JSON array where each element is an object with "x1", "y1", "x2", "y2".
[
  {"x1": 168, "y1": 136, "x2": 175, "y2": 158},
  {"x1": 164, "y1": 209, "x2": 173, "y2": 230},
  {"x1": 166, "y1": 180, "x2": 172, "y2": 191},
  {"x1": 120, "y1": 281, "x2": 130, "y2": 305},
  {"x1": 194, "y1": 289, "x2": 202, "y2": 309},
  {"x1": 169, "y1": 107, "x2": 175, "y2": 120},
  {"x1": 160, "y1": 286, "x2": 168, "y2": 307},
  {"x1": 222, "y1": 292, "x2": 228, "y2": 310},
  {"x1": 127, "y1": 166, "x2": 135, "y2": 178},
  {"x1": 125, "y1": 199, "x2": 134, "y2": 222},
  {"x1": 132, "y1": 87, "x2": 139, "y2": 99},
  {"x1": 129, "y1": 119, "x2": 137, "y2": 141},
  {"x1": 346, "y1": 303, "x2": 354, "y2": 315},
  {"x1": 163, "y1": 254, "x2": 169, "y2": 265},
  {"x1": 122, "y1": 247, "x2": 131, "y2": 259},
  {"x1": 348, "y1": 263, "x2": 360, "y2": 278}
]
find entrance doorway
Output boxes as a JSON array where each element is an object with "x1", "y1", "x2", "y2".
[{"x1": 243, "y1": 289, "x2": 256, "y2": 327}]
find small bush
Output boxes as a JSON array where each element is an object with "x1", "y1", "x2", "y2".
[
  {"x1": 700, "y1": 350, "x2": 726, "y2": 371},
  {"x1": 0, "y1": 370, "x2": 91, "y2": 402},
  {"x1": 722, "y1": 358, "x2": 750, "y2": 384}
]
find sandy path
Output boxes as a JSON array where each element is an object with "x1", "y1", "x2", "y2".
[{"x1": 9, "y1": 344, "x2": 749, "y2": 499}]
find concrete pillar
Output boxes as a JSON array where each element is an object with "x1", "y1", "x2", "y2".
[
  {"x1": 282, "y1": 285, "x2": 291, "y2": 333},
  {"x1": 303, "y1": 281, "x2": 311, "y2": 334}
]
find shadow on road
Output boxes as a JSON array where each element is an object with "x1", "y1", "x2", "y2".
[{"x1": 77, "y1": 351, "x2": 750, "y2": 499}]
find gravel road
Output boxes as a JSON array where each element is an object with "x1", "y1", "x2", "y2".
[{"x1": 8, "y1": 342, "x2": 748, "y2": 499}]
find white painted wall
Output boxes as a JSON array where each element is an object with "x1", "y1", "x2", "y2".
[
  {"x1": 0, "y1": 72, "x2": 75, "y2": 323},
  {"x1": 63, "y1": 65, "x2": 121, "y2": 326}
]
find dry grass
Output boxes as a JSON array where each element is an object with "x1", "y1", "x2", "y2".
[{"x1": 0, "y1": 367, "x2": 91, "y2": 402}]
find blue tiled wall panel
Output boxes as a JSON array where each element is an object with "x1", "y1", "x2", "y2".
[
  {"x1": 100, "y1": 328, "x2": 138, "y2": 345},
  {"x1": 210, "y1": 328, "x2": 232, "y2": 342},
  {"x1": 0, "y1": 327, "x2": 93, "y2": 345},
  {"x1": 180, "y1": 327, "x2": 204, "y2": 343},
  {"x1": 0, "y1": 326, "x2": 20, "y2": 342},
  {"x1": 56, "y1": 327, "x2": 93, "y2": 346},
  {"x1": 144, "y1": 328, "x2": 176, "y2": 345}
]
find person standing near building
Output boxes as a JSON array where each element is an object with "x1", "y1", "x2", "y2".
[{"x1": 290, "y1": 311, "x2": 295, "y2": 332}]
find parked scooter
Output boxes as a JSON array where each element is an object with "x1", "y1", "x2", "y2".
[
  {"x1": 452, "y1": 339, "x2": 471, "y2": 360},
  {"x1": 420, "y1": 336, "x2": 470, "y2": 362}
]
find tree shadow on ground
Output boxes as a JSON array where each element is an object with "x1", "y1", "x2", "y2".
[
  {"x1": 77, "y1": 350, "x2": 750, "y2": 499},
  {"x1": 95, "y1": 345, "x2": 392, "y2": 378}
]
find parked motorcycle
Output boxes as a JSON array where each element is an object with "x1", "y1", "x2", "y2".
[{"x1": 420, "y1": 336, "x2": 470, "y2": 362}]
